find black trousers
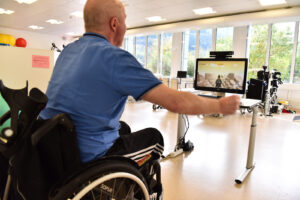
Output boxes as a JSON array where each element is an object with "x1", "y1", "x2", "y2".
[{"x1": 105, "y1": 121, "x2": 164, "y2": 166}]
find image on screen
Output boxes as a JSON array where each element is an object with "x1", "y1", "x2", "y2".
[{"x1": 194, "y1": 59, "x2": 248, "y2": 94}]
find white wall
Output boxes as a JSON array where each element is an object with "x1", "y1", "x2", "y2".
[
  {"x1": 0, "y1": 26, "x2": 66, "y2": 50},
  {"x1": 0, "y1": 46, "x2": 54, "y2": 92}
]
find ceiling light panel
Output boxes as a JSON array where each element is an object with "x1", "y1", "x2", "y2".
[
  {"x1": 193, "y1": 7, "x2": 216, "y2": 15},
  {"x1": 46, "y1": 19, "x2": 64, "y2": 24},
  {"x1": 146, "y1": 16, "x2": 166, "y2": 22},
  {"x1": 0, "y1": 8, "x2": 14, "y2": 15},
  {"x1": 28, "y1": 25, "x2": 44, "y2": 30},
  {"x1": 258, "y1": 0, "x2": 286, "y2": 6},
  {"x1": 66, "y1": 32, "x2": 76, "y2": 36},
  {"x1": 15, "y1": 0, "x2": 38, "y2": 4},
  {"x1": 70, "y1": 11, "x2": 83, "y2": 18}
]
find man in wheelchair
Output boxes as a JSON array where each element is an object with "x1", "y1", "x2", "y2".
[{"x1": 0, "y1": 0, "x2": 240, "y2": 199}]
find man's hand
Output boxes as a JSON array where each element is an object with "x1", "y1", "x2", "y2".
[{"x1": 218, "y1": 95, "x2": 240, "y2": 115}]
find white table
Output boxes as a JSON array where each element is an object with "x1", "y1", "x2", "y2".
[{"x1": 165, "y1": 96, "x2": 261, "y2": 185}]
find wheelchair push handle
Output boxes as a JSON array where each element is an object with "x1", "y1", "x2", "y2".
[{"x1": 0, "y1": 80, "x2": 48, "y2": 156}]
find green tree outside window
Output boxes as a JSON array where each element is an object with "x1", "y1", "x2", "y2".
[
  {"x1": 269, "y1": 22, "x2": 295, "y2": 82},
  {"x1": 147, "y1": 35, "x2": 158, "y2": 73},
  {"x1": 248, "y1": 24, "x2": 268, "y2": 80},
  {"x1": 161, "y1": 33, "x2": 172, "y2": 76},
  {"x1": 294, "y1": 25, "x2": 300, "y2": 84},
  {"x1": 216, "y1": 27, "x2": 233, "y2": 51}
]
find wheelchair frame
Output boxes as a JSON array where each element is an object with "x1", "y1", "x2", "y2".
[{"x1": 0, "y1": 80, "x2": 162, "y2": 200}]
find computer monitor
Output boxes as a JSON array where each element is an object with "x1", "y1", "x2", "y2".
[
  {"x1": 177, "y1": 71, "x2": 187, "y2": 78},
  {"x1": 194, "y1": 58, "x2": 248, "y2": 95}
]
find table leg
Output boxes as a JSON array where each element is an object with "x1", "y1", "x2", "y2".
[
  {"x1": 164, "y1": 114, "x2": 189, "y2": 158},
  {"x1": 235, "y1": 106, "x2": 258, "y2": 184}
]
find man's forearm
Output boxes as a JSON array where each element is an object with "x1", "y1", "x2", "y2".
[{"x1": 171, "y1": 91, "x2": 222, "y2": 115}]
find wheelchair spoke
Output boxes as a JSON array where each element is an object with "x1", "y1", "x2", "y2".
[
  {"x1": 111, "y1": 178, "x2": 116, "y2": 198},
  {"x1": 124, "y1": 183, "x2": 136, "y2": 200},
  {"x1": 63, "y1": 170, "x2": 149, "y2": 200}
]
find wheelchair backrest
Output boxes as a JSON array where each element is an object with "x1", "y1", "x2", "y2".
[{"x1": 0, "y1": 80, "x2": 82, "y2": 200}]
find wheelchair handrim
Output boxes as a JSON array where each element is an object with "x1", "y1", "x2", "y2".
[{"x1": 70, "y1": 172, "x2": 149, "y2": 200}]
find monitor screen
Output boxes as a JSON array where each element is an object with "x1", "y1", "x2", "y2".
[{"x1": 194, "y1": 58, "x2": 248, "y2": 94}]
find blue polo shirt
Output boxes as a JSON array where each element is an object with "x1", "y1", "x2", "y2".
[{"x1": 40, "y1": 33, "x2": 161, "y2": 163}]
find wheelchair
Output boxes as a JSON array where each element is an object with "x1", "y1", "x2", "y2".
[{"x1": 0, "y1": 80, "x2": 162, "y2": 200}]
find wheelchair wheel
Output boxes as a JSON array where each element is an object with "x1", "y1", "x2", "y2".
[{"x1": 52, "y1": 159, "x2": 149, "y2": 200}]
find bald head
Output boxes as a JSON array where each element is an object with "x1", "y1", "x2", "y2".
[{"x1": 84, "y1": 0, "x2": 126, "y2": 45}]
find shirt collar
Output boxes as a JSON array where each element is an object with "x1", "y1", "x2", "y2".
[{"x1": 83, "y1": 32, "x2": 109, "y2": 41}]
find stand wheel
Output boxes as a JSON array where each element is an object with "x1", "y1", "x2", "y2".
[
  {"x1": 240, "y1": 108, "x2": 246, "y2": 115},
  {"x1": 152, "y1": 104, "x2": 157, "y2": 111}
]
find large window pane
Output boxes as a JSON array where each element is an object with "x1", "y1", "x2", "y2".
[
  {"x1": 127, "y1": 36, "x2": 135, "y2": 55},
  {"x1": 121, "y1": 38, "x2": 126, "y2": 50},
  {"x1": 216, "y1": 27, "x2": 233, "y2": 51},
  {"x1": 136, "y1": 36, "x2": 146, "y2": 66},
  {"x1": 294, "y1": 25, "x2": 300, "y2": 84},
  {"x1": 146, "y1": 35, "x2": 158, "y2": 73},
  {"x1": 124, "y1": 36, "x2": 135, "y2": 55},
  {"x1": 248, "y1": 24, "x2": 268, "y2": 80},
  {"x1": 161, "y1": 33, "x2": 172, "y2": 76},
  {"x1": 269, "y1": 22, "x2": 295, "y2": 82},
  {"x1": 182, "y1": 30, "x2": 197, "y2": 77},
  {"x1": 199, "y1": 29, "x2": 212, "y2": 58}
]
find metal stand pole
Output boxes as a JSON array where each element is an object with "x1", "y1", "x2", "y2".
[
  {"x1": 176, "y1": 114, "x2": 186, "y2": 147},
  {"x1": 164, "y1": 114, "x2": 186, "y2": 158},
  {"x1": 235, "y1": 106, "x2": 258, "y2": 184}
]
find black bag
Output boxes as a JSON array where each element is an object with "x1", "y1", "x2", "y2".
[
  {"x1": 0, "y1": 80, "x2": 81, "y2": 200},
  {"x1": 11, "y1": 117, "x2": 82, "y2": 200}
]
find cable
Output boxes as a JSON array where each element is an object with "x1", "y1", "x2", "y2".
[{"x1": 176, "y1": 114, "x2": 190, "y2": 150}]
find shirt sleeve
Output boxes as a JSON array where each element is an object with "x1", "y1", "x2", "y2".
[{"x1": 111, "y1": 49, "x2": 162, "y2": 100}]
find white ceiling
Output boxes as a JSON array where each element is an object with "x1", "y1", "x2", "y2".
[{"x1": 0, "y1": 0, "x2": 300, "y2": 38}]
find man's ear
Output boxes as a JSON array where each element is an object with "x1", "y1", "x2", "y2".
[{"x1": 110, "y1": 17, "x2": 118, "y2": 32}]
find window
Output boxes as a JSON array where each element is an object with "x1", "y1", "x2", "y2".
[
  {"x1": 269, "y1": 22, "x2": 295, "y2": 82},
  {"x1": 294, "y1": 25, "x2": 300, "y2": 84},
  {"x1": 247, "y1": 24, "x2": 269, "y2": 80},
  {"x1": 146, "y1": 35, "x2": 158, "y2": 73},
  {"x1": 121, "y1": 38, "x2": 126, "y2": 50},
  {"x1": 127, "y1": 36, "x2": 135, "y2": 55},
  {"x1": 199, "y1": 29, "x2": 212, "y2": 58},
  {"x1": 161, "y1": 33, "x2": 172, "y2": 76},
  {"x1": 123, "y1": 36, "x2": 135, "y2": 55},
  {"x1": 216, "y1": 27, "x2": 233, "y2": 51},
  {"x1": 136, "y1": 36, "x2": 146, "y2": 66},
  {"x1": 182, "y1": 30, "x2": 197, "y2": 77}
]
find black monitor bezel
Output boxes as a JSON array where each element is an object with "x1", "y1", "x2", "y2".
[
  {"x1": 194, "y1": 58, "x2": 248, "y2": 94},
  {"x1": 177, "y1": 71, "x2": 187, "y2": 78}
]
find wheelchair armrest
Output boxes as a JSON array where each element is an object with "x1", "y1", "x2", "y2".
[{"x1": 31, "y1": 114, "x2": 74, "y2": 146}]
